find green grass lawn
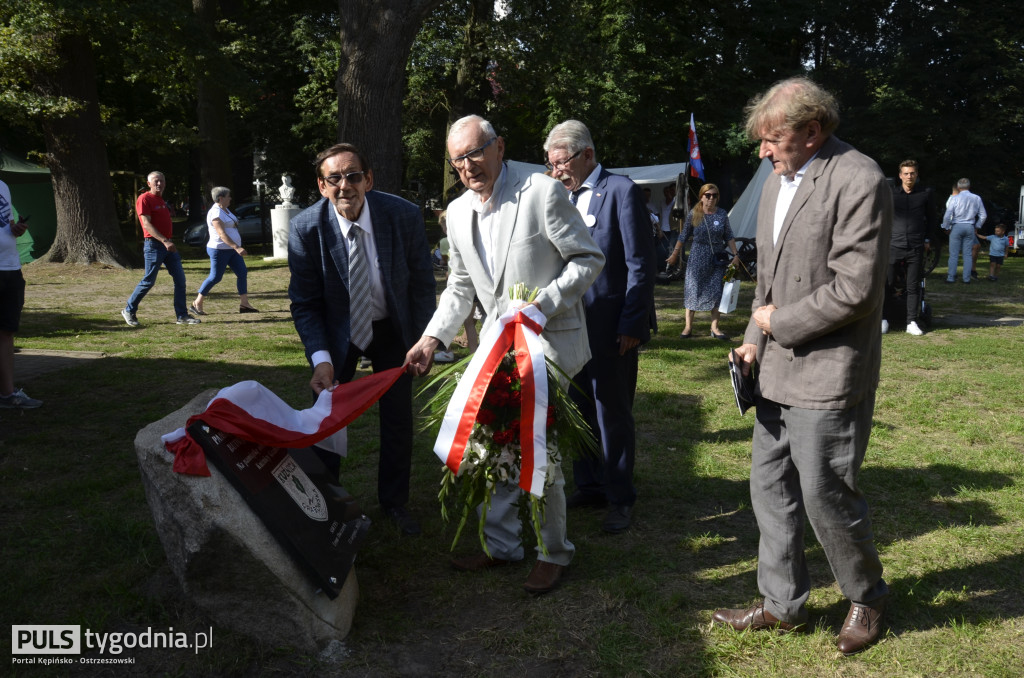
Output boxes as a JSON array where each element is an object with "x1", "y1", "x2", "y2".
[{"x1": 1, "y1": 243, "x2": 1022, "y2": 677}]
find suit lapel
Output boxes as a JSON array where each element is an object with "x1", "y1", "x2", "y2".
[
  {"x1": 367, "y1": 192, "x2": 392, "y2": 292},
  {"x1": 586, "y1": 170, "x2": 609, "y2": 225},
  {"x1": 757, "y1": 177, "x2": 781, "y2": 300},
  {"x1": 489, "y1": 164, "x2": 524, "y2": 295},
  {"x1": 766, "y1": 137, "x2": 837, "y2": 274},
  {"x1": 321, "y1": 200, "x2": 350, "y2": 290}
]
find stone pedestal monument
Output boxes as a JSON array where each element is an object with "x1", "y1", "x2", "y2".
[
  {"x1": 268, "y1": 174, "x2": 301, "y2": 261},
  {"x1": 135, "y1": 391, "x2": 358, "y2": 652}
]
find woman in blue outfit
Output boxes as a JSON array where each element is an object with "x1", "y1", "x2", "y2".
[
  {"x1": 666, "y1": 183, "x2": 739, "y2": 339},
  {"x1": 191, "y1": 186, "x2": 259, "y2": 315}
]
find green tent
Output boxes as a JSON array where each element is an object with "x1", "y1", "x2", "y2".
[{"x1": 0, "y1": 151, "x2": 57, "y2": 263}]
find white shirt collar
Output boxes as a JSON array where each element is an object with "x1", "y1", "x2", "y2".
[
  {"x1": 471, "y1": 164, "x2": 508, "y2": 216},
  {"x1": 779, "y1": 152, "x2": 818, "y2": 189},
  {"x1": 332, "y1": 198, "x2": 373, "y2": 238},
  {"x1": 573, "y1": 163, "x2": 602, "y2": 216},
  {"x1": 581, "y1": 163, "x2": 602, "y2": 191}
]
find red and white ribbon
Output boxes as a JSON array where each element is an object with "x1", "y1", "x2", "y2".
[
  {"x1": 162, "y1": 367, "x2": 405, "y2": 476},
  {"x1": 434, "y1": 304, "x2": 550, "y2": 497}
]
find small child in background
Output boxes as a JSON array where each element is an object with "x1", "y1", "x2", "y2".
[{"x1": 983, "y1": 223, "x2": 1009, "y2": 281}]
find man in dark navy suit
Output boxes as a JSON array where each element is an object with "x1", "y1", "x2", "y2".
[
  {"x1": 288, "y1": 143, "x2": 435, "y2": 535},
  {"x1": 544, "y1": 120, "x2": 656, "y2": 533}
]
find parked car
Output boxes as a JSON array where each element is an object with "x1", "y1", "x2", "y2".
[{"x1": 183, "y1": 202, "x2": 268, "y2": 247}]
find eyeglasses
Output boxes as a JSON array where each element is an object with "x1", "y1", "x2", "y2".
[
  {"x1": 448, "y1": 137, "x2": 498, "y2": 169},
  {"x1": 702, "y1": 193, "x2": 719, "y2": 199},
  {"x1": 545, "y1": 149, "x2": 582, "y2": 171},
  {"x1": 322, "y1": 171, "x2": 367, "y2": 187}
]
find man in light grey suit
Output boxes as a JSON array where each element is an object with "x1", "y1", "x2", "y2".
[
  {"x1": 406, "y1": 115, "x2": 604, "y2": 594},
  {"x1": 712, "y1": 78, "x2": 892, "y2": 655}
]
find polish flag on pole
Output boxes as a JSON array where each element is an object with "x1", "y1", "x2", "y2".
[{"x1": 688, "y1": 113, "x2": 705, "y2": 182}]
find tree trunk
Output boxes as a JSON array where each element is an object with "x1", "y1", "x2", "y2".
[
  {"x1": 443, "y1": 0, "x2": 495, "y2": 204},
  {"x1": 194, "y1": 0, "x2": 233, "y2": 200},
  {"x1": 336, "y1": 0, "x2": 444, "y2": 194},
  {"x1": 35, "y1": 33, "x2": 135, "y2": 268}
]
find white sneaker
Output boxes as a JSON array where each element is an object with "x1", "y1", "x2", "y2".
[
  {"x1": 433, "y1": 350, "x2": 456, "y2": 364},
  {"x1": 906, "y1": 321, "x2": 924, "y2": 336},
  {"x1": 121, "y1": 307, "x2": 140, "y2": 327},
  {"x1": 881, "y1": 319, "x2": 889, "y2": 335}
]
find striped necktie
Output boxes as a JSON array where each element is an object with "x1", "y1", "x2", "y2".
[{"x1": 347, "y1": 227, "x2": 373, "y2": 351}]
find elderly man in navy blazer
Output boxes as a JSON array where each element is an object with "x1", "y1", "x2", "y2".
[
  {"x1": 288, "y1": 142, "x2": 435, "y2": 536},
  {"x1": 544, "y1": 120, "x2": 656, "y2": 533}
]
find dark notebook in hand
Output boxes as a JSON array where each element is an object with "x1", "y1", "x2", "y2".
[{"x1": 729, "y1": 349, "x2": 756, "y2": 415}]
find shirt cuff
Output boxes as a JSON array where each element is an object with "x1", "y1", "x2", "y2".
[{"x1": 311, "y1": 350, "x2": 332, "y2": 368}]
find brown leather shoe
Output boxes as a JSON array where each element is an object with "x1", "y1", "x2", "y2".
[
  {"x1": 523, "y1": 560, "x2": 565, "y2": 594},
  {"x1": 451, "y1": 552, "x2": 511, "y2": 572},
  {"x1": 712, "y1": 602, "x2": 806, "y2": 633},
  {"x1": 836, "y1": 600, "x2": 886, "y2": 655}
]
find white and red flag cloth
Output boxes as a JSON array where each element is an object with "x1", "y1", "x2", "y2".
[
  {"x1": 688, "y1": 112, "x2": 706, "y2": 181},
  {"x1": 162, "y1": 368, "x2": 405, "y2": 476},
  {"x1": 433, "y1": 304, "x2": 550, "y2": 498}
]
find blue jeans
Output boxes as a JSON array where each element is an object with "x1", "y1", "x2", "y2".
[
  {"x1": 947, "y1": 223, "x2": 976, "y2": 282},
  {"x1": 126, "y1": 239, "x2": 188, "y2": 317},
  {"x1": 198, "y1": 247, "x2": 247, "y2": 296}
]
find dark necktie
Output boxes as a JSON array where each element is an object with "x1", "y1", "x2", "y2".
[
  {"x1": 347, "y1": 227, "x2": 373, "y2": 351},
  {"x1": 570, "y1": 187, "x2": 587, "y2": 205}
]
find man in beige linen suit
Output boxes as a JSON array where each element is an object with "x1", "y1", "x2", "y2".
[
  {"x1": 406, "y1": 115, "x2": 604, "y2": 594},
  {"x1": 712, "y1": 78, "x2": 892, "y2": 655}
]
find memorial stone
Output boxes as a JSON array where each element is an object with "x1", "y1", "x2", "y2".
[{"x1": 135, "y1": 391, "x2": 360, "y2": 652}]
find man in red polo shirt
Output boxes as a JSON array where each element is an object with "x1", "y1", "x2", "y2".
[{"x1": 122, "y1": 171, "x2": 199, "y2": 326}]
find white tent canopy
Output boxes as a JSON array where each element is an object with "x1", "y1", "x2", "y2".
[
  {"x1": 726, "y1": 157, "x2": 773, "y2": 240},
  {"x1": 506, "y1": 157, "x2": 773, "y2": 241},
  {"x1": 507, "y1": 160, "x2": 690, "y2": 186}
]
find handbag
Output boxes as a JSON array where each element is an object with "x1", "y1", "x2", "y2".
[
  {"x1": 701, "y1": 213, "x2": 731, "y2": 264},
  {"x1": 719, "y1": 279, "x2": 740, "y2": 314}
]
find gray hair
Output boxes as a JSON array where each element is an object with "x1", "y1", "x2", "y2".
[
  {"x1": 147, "y1": 171, "x2": 165, "y2": 182},
  {"x1": 211, "y1": 186, "x2": 231, "y2": 202},
  {"x1": 448, "y1": 115, "x2": 497, "y2": 143},
  {"x1": 957, "y1": 178, "x2": 971, "y2": 190},
  {"x1": 543, "y1": 119, "x2": 595, "y2": 157},
  {"x1": 744, "y1": 77, "x2": 840, "y2": 140}
]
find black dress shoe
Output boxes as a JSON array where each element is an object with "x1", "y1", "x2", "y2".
[
  {"x1": 602, "y1": 504, "x2": 633, "y2": 533},
  {"x1": 836, "y1": 599, "x2": 886, "y2": 655},
  {"x1": 712, "y1": 602, "x2": 806, "y2": 633},
  {"x1": 383, "y1": 506, "x2": 421, "y2": 536},
  {"x1": 565, "y1": 491, "x2": 608, "y2": 509}
]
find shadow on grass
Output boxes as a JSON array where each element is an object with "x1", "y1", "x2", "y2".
[
  {"x1": 865, "y1": 463, "x2": 1015, "y2": 541},
  {"x1": 809, "y1": 546, "x2": 1024, "y2": 640},
  {"x1": 3, "y1": 348, "x2": 1020, "y2": 676}
]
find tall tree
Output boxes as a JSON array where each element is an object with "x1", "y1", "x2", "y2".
[
  {"x1": 193, "y1": 0, "x2": 233, "y2": 203},
  {"x1": 0, "y1": 2, "x2": 135, "y2": 266},
  {"x1": 336, "y1": 0, "x2": 444, "y2": 193}
]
